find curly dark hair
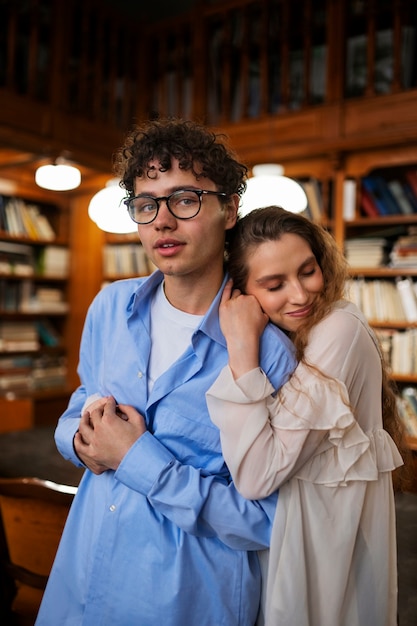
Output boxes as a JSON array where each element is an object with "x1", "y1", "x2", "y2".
[{"x1": 113, "y1": 118, "x2": 248, "y2": 199}]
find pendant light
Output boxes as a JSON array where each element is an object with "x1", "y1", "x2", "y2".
[
  {"x1": 35, "y1": 158, "x2": 81, "y2": 191},
  {"x1": 239, "y1": 164, "x2": 307, "y2": 216},
  {"x1": 88, "y1": 178, "x2": 137, "y2": 234}
]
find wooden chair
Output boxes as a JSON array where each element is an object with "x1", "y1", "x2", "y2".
[{"x1": 0, "y1": 477, "x2": 76, "y2": 625}]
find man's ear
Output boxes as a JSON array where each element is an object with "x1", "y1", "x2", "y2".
[{"x1": 225, "y1": 193, "x2": 239, "y2": 229}]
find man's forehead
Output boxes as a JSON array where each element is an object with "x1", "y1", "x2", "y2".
[{"x1": 136, "y1": 158, "x2": 205, "y2": 181}]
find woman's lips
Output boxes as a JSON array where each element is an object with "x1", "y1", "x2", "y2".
[{"x1": 286, "y1": 304, "x2": 312, "y2": 318}]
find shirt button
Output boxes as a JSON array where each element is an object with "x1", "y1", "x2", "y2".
[
  {"x1": 109, "y1": 504, "x2": 116, "y2": 512},
  {"x1": 137, "y1": 371, "x2": 143, "y2": 379}
]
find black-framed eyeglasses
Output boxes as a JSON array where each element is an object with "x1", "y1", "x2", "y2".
[{"x1": 124, "y1": 189, "x2": 227, "y2": 225}]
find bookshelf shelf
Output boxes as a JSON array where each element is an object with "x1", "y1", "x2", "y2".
[
  {"x1": 346, "y1": 215, "x2": 417, "y2": 228},
  {"x1": 0, "y1": 311, "x2": 68, "y2": 319},
  {"x1": 0, "y1": 273, "x2": 68, "y2": 282},
  {"x1": 0, "y1": 232, "x2": 68, "y2": 246},
  {"x1": 349, "y1": 268, "x2": 417, "y2": 278},
  {"x1": 392, "y1": 375, "x2": 417, "y2": 384},
  {"x1": 367, "y1": 321, "x2": 417, "y2": 330}
]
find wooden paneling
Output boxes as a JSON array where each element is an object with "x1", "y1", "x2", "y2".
[{"x1": 0, "y1": 398, "x2": 33, "y2": 433}]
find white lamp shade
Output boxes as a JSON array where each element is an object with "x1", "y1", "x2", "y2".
[
  {"x1": 88, "y1": 179, "x2": 137, "y2": 234},
  {"x1": 35, "y1": 163, "x2": 81, "y2": 191},
  {"x1": 240, "y1": 163, "x2": 307, "y2": 216}
]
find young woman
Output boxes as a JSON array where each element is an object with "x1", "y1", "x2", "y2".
[{"x1": 206, "y1": 206, "x2": 405, "y2": 626}]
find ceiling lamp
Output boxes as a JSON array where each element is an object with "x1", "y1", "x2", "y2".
[
  {"x1": 35, "y1": 159, "x2": 81, "y2": 191},
  {"x1": 239, "y1": 164, "x2": 308, "y2": 217},
  {"x1": 88, "y1": 178, "x2": 137, "y2": 234}
]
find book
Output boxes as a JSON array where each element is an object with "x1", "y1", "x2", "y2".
[
  {"x1": 405, "y1": 170, "x2": 417, "y2": 199},
  {"x1": 36, "y1": 246, "x2": 70, "y2": 277},
  {"x1": 347, "y1": 278, "x2": 408, "y2": 323},
  {"x1": 387, "y1": 180, "x2": 415, "y2": 215},
  {"x1": 403, "y1": 387, "x2": 417, "y2": 414},
  {"x1": 402, "y1": 181, "x2": 417, "y2": 212},
  {"x1": 390, "y1": 234, "x2": 417, "y2": 268},
  {"x1": 362, "y1": 176, "x2": 400, "y2": 216},
  {"x1": 345, "y1": 29, "x2": 397, "y2": 97},
  {"x1": 396, "y1": 278, "x2": 417, "y2": 322},
  {"x1": 301, "y1": 179, "x2": 323, "y2": 221},
  {"x1": 360, "y1": 188, "x2": 379, "y2": 217},
  {"x1": 343, "y1": 179, "x2": 357, "y2": 221},
  {"x1": 344, "y1": 237, "x2": 387, "y2": 268},
  {"x1": 397, "y1": 392, "x2": 417, "y2": 438},
  {"x1": 0, "y1": 320, "x2": 40, "y2": 352},
  {"x1": 0, "y1": 353, "x2": 34, "y2": 390},
  {"x1": 0, "y1": 241, "x2": 34, "y2": 276},
  {"x1": 36, "y1": 318, "x2": 62, "y2": 347}
]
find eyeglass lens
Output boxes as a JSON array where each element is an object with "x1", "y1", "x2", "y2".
[{"x1": 128, "y1": 190, "x2": 201, "y2": 224}]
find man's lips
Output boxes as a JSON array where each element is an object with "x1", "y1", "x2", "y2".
[{"x1": 154, "y1": 239, "x2": 184, "y2": 255}]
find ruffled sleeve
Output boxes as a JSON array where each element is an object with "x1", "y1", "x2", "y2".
[{"x1": 206, "y1": 364, "x2": 403, "y2": 499}]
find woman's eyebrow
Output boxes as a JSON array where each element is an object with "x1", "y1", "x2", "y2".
[{"x1": 255, "y1": 255, "x2": 316, "y2": 284}]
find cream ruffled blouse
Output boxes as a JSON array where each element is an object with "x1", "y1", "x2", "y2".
[{"x1": 207, "y1": 301, "x2": 403, "y2": 626}]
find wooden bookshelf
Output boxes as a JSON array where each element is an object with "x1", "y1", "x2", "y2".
[
  {"x1": 0, "y1": 0, "x2": 416, "y2": 467},
  {"x1": 0, "y1": 186, "x2": 73, "y2": 431}
]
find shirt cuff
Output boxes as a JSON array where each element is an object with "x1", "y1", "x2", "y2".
[
  {"x1": 207, "y1": 365, "x2": 275, "y2": 403},
  {"x1": 115, "y1": 431, "x2": 175, "y2": 494}
]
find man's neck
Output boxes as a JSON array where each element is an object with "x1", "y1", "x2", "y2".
[{"x1": 163, "y1": 272, "x2": 224, "y2": 315}]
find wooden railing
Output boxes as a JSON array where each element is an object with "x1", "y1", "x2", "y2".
[{"x1": 0, "y1": 0, "x2": 416, "y2": 161}]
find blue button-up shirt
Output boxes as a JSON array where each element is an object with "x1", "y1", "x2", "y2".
[{"x1": 36, "y1": 271, "x2": 296, "y2": 626}]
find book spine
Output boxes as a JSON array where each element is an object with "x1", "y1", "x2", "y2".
[
  {"x1": 396, "y1": 278, "x2": 417, "y2": 323},
  {"x1": 360, "y1": 188, "x2": 380, "y2": 217}
]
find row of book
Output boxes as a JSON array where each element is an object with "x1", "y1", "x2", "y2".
[
  {"x1": 0, "y1": 352, "x2": 67, "y2": 391},
  {"x1": 390, "y1": 232, "x2": 417, "y2": 269},
  {"x1": 0, "y1": 195, "x2": 56, "y2": 240},
  {"x1": 360, "y1": 171, "x2": 417, "y2": 217},
  {"x1": 346, "y1": 277, "x2": 417, "y2": 323},
  {"x1": 303, "y1": 169, "x2": 417, "y2": 224},
  {"x1": 344, "y1": 230, "x2": 417, "y2": 270},
  {"x1": 396, "y1": 387, "x2": 417, "y2": 439},
  {"x1": 0, "y1": 241, "x2": 70, "y2": 278},
  {"x1": 0, "y1": 319, "x2": 62, "y2": 352},
  {"x1": 345, "y1": 237, "x2": 389, "y2": 268},
  {"x1": 376, "y1": 328, "x2": 417, "y2": 376},
  {"x1": 103, "y1": 243, "x2": 153, "y2": 278},
  {"x1": 345, "y1": 26, "x2": 416, "y2": 98},
  {"x1": 342, "y1": 170, "x2": 417, "y2": 221},
  {"x1": 208, "y1": 24, "x2": 415, "y2": 121},
  {"x1": 0, "y1": 280, "x2": 68, "y2": 313}
]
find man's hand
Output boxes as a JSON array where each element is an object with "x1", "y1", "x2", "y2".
[{"x1": 74, "y1": 396, "x2": 147, "y2": 474}]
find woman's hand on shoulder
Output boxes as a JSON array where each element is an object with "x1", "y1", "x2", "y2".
[{"x1": 220, "y1": 280, "x2": 269, "y2": 378}]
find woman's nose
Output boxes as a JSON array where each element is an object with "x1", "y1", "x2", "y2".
[{"x1": 288, "y1": 281, "x2": 308, "y2": 303}]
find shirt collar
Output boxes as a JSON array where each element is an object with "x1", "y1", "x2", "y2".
[{"x1": 128, "y1": 270, "x2": 227, "y2": 347}]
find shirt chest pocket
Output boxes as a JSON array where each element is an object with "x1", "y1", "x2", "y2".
[{"x1": 150, "y1": 402, "x2": 225, "y2": 476}]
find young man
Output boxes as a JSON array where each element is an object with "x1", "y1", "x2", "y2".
[{"x1": 35, "y1": 119, "x2": 296, "y2": 625}]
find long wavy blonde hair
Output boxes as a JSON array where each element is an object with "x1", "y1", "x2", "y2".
[{"x1": 227, "y1": 206, "x2": 409, "y2": 489}]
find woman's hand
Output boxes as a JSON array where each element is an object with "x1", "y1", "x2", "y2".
[{"x1": 220, "y1": 279, "x2": 268, "y2": 379}]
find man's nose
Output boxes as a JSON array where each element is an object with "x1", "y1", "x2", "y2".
[{"x1": 153, "y1": 199, "x2": 176, "y2": 228}]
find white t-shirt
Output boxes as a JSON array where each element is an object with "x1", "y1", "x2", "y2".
[{"x1": 148, "y1": 281, "x2": 203, "y2": 392}]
